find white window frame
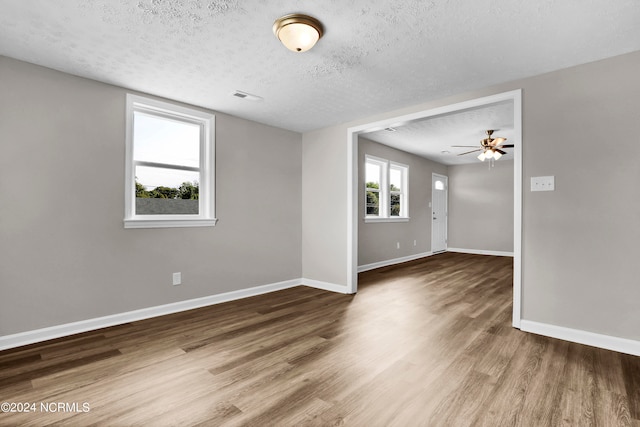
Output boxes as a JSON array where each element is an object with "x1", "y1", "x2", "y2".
[
  {"x1": 365, "y1": 155, "x2": 386, "y2": 218},
  {"x1": 124, "y1": 94, "x2": 217, "y2": 229},
  {"x1": 389, "y1": 162, "x2": 408, "y2": 218},
  {"x1": 364, "y1": 155, "x2": 409, "y2": 223}
]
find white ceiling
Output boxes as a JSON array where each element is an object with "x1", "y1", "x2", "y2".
[
  {"x1": 363, "y1": 101, "x2": 515, "y2": 165},
  {"x1": 1, "y1": 1, "x2": 639, "y2": 135}
]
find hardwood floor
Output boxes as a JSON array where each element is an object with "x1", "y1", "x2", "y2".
[{"x1": 1, "y1": 252, "x2": 638, "y2": 426}]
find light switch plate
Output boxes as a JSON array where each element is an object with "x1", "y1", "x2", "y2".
[{"x1": 531, "y1": 176, "x2": 555, "y2": 191}]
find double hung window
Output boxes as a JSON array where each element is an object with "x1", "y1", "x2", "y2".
[
  {"x1": 124, "y1": 94, "x2": 216, "y2": 228},
  {"x1": 365, "y1": 155, "x2": 408, "y2": 222}
]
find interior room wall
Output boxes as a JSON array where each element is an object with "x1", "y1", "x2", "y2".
[
  {"x1": 0, "y1": 56, "x2": 302, "y2": 336},
  {"x1": 447, "y1": 160, "x2": 514, "y2": 254},
  {"x1": 301, "y1": 50, "x2": 640, "y2": 342},
  {"x1": 358, "y1": 137, "x2": 447, "y2": 267},
  {"x1": 518, "y1": 51, "x2": 640, "y2": 340},
  {"x1": 301, "y1": 125, "x2": 348, "y2": 287}
]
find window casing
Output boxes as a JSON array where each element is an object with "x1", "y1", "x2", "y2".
[
  {"x1": 124, "y1": 94, "x2": 216, "y2": 228},
  {"x1": 364, "y1": 155, "x2": 409, "y2": 222},
  {"x1": 389, "y1": 163, "x2": 407, "y2": 217},
  {"x1": 365, "y1": 157, "x2": 384, "y2": 216}
]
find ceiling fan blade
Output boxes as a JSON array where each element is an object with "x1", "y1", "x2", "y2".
[
  {"x1": 490, "y1": 137, "x2": 507, "y2": 146},
  {"x1": 457, "y1": 149, "x2": 482, "y2": 156},
  {"x1": 451, "y1": 145, "x2": 480, "y2": 148},
  {"x1": 496, "y1": 144, "x2": 514, "y2": 148},
  {"x1": 495, "y1": 149, "x2": 507, "y2": 155}
]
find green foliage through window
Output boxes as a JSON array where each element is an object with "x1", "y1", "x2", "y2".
[
  {"x1": 390, "y1": 183, "x2": 401, "y2": 216},
  {"x1": 366, "y1": 181, "x2": 379, "y2": 215},
  {"x1": 390, "y1": 194, "x2": 401, "y2": 216},
  {"x1": 136, "y1": 179, "x2": 199, "y2": 200}
]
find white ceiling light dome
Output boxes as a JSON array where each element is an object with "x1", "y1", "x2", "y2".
[{"x1": 273, "y1": 14, "x2": 323, "y2": 52}]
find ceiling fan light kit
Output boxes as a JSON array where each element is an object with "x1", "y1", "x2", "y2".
[
  {"x1": 453, "y1": 129, "x2": 514, "y2": 163},
  {"x1": 273, "y1": 14, "x2": 323, "y2": 52}
]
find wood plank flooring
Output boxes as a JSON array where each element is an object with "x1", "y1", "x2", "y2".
[{"x1": 1, "y1": 252, "x2": 638, "y2": 426}]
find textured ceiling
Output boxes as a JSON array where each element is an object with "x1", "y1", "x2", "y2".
[
  {"x1": 363, "y1": 101, "x2": 514, "y2": 165},
  {"x1": 1, "y1": 1, "x2": 639, "y2": 134}
]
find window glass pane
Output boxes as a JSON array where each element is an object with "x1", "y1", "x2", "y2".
[
  {"x1": 390, "y1": 194, "x2": 401, "y2": 216},
  {"x1": 435, "y1": 180, "x2": 444, "y2": 190},
  {"x1": 366, "y1": 190, "x2": 379, "y2": 215},
  {"x1": 133, "y1": 111, "x2": 200, "y2": 168},
  {"x1": 135, "y1": 165, "x2": 199, "y2": 215},
  {"x1": 365, "y1": 162, "x2": 381, "y2": 187},
  {"x1": 390, "y1": 167, "x2": 402, "y2": 192}
]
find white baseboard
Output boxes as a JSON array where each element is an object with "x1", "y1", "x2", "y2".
[
  {"x1": 358, "y1": 252, "x2": 433, "y2": 273},
  {"x1": 447, "y1": 248, "x2": 514, "y2": 257},
  {"x1": 0, "y1": 279, "x2": 302, "y2": 352},
  {"x1": 0, "y1": 277, "x2": 356, "y2": 352},
  {"x1": 302, "y1": 278, "x2": 351, "y2": 294},
  {"x1": 520, "y1": 320, "x2": 640, "y2": 357}
]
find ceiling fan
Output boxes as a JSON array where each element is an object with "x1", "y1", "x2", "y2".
[{"x1": 452, "y1": 130, "x2": 514, "y2": 161}]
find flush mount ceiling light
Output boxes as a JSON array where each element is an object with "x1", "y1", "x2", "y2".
[{"x1": 273, "y1": 14, "x2": 323, "y2": 52}]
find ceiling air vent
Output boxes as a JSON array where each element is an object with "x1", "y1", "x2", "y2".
[{"x1": 232, "y1": 90, "x2": 263, "y2": 102}]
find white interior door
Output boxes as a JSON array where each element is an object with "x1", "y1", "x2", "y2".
[{"x1": 431, "y1": 174, "x2": 448, "y2": 253}]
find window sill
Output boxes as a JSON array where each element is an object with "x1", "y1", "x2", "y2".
[
  {"x1": 364, "y1": 217, "x2": 410, "y2": 223},
  {"x1": 124, "y1": 218, "x2": 218, "y2": 229}
]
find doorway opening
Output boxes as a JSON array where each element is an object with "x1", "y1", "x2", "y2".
[{"x1": 347, "y1": 89, "x2": 522, "y2": 328}]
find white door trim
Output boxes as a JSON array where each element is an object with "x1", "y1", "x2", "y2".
[
  {"x1": 431, "y1": 173, "x2": 448, "y2": 253},
  {"x1": 347, "y1": 89, "x2": 522, "y2": 328}
]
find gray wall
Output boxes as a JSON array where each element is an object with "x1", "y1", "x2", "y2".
[
  {"x1": 0, "y1": 56, "x2": 302, "y2": 336},
  {"x1": 301, "y1": 126, "x2": 347, "y2": 286},
  {"x1": 358, "y1": 137, "x2": 447, "y2": 266},
  {"x1": 448, "y1": 160, "x2": 514, "y2": 253},
  {"x1": 520, "y1": 52, "x2": 640, "y2": 339},
  {"x1": 301, "y1": 50, "x2": 640, "y2": 341}
]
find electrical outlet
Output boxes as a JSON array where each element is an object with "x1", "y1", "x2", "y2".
[
  {"x1": 172, "y1": 272, "x2": 181, "y2": 286},
  {"x1": 397, "y1": 242, "x2": 400, "y2": 249},
  {"x1": 414, "y1": 240, "x2": 417, "y2": 246}
]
